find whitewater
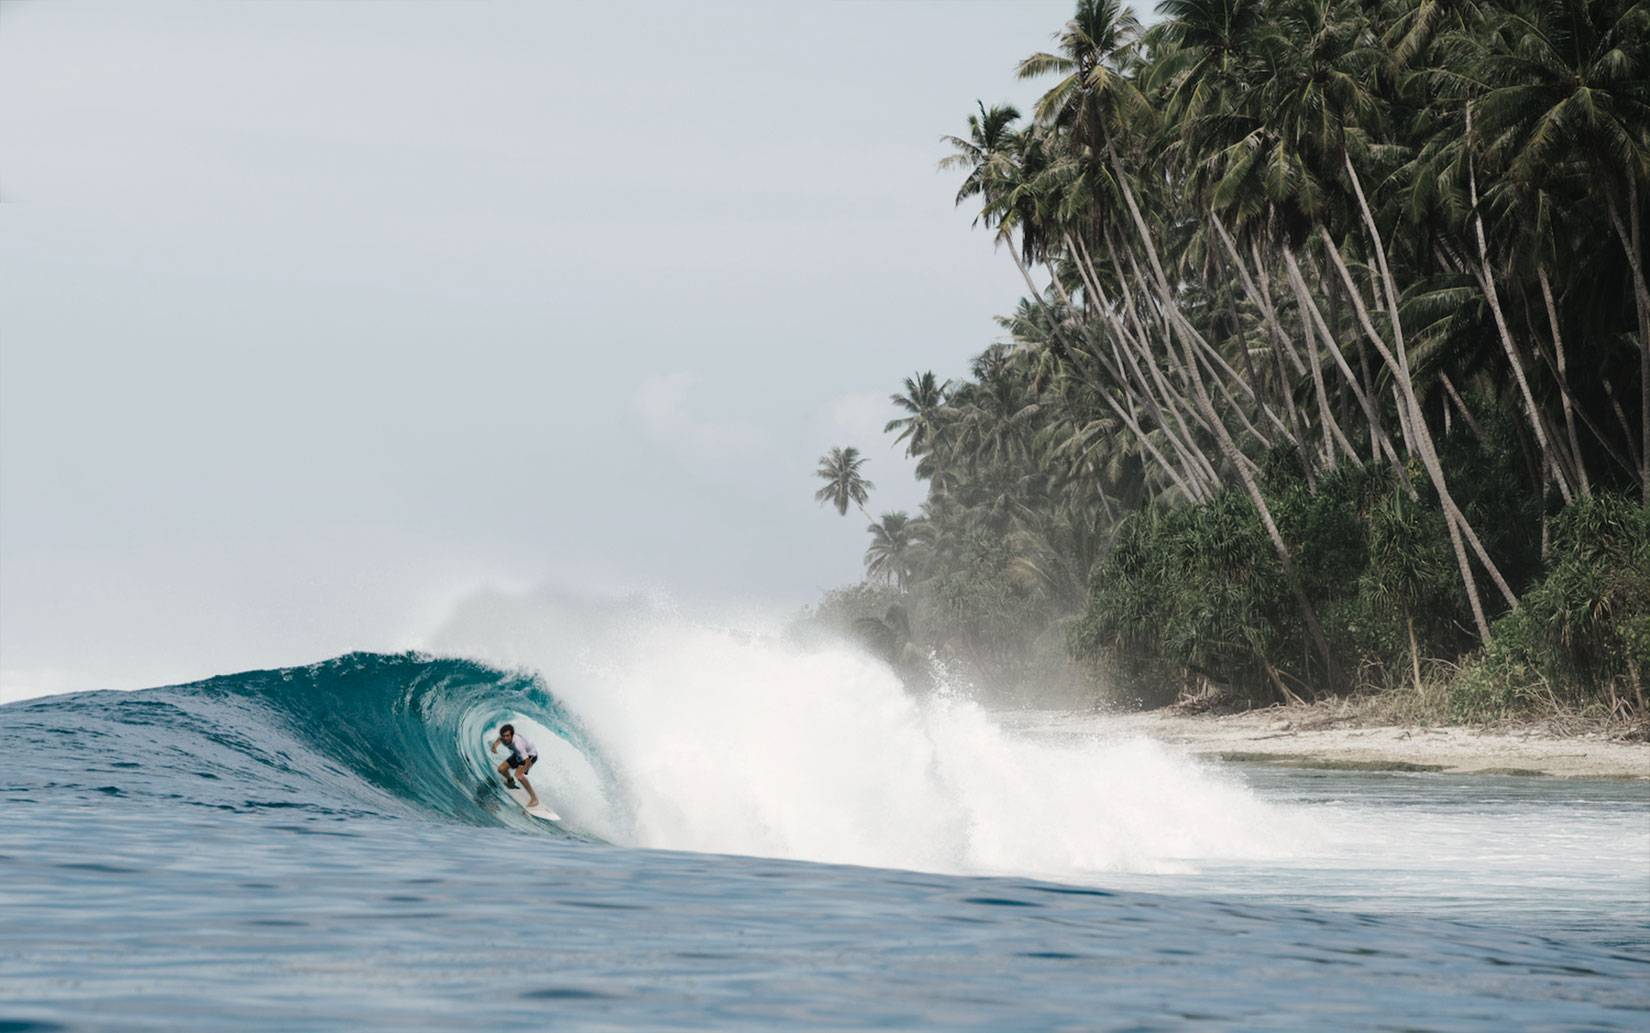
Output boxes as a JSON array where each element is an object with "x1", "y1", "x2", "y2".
[{"x1": 2, "y1": 603, "x2": 1647, "y2": 1030}]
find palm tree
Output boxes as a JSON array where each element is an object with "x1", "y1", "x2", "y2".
[
  {"x1": 1020, "y1": 0, "x2": 1343, "y2": 680},
  {"x1": 1177, "y1": 0, "x2": 1522, "y2": 639},
  {"x1": 1008, "y1": 499, "x2": 1111, "y2": 613},
  {"x1": 864, "y1": 511, "x2": 920, "y2": 590},
  {"x1": 885, "y1": 371, "x2": 951, "y2": 459},
  {"x1": 939, "y1": 102, "x2": 1023, "y2": 211},
  {"x1": 1017, "y1": 0, "x2": 1149, "y2": 155},
  {"x1": 806, "y1": 0, "x2": 1649, "y2": 710},
  {"x1": 813, "y1": 446, "x2": 874, "y2": 517},
  {"x1": 1151, "y1": 0, "x2": 1263, "y2": 120},
  {"x1": 1466, "y1": 0, "x2": 1650, "y2": 500},
  {"x1": 951, "y1": 346, "x2": 1043, "y2": 470}
]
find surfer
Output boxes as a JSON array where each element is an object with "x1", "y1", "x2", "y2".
[{"x1": 488, "y1": 724, "x2": 541, "y2": 810}]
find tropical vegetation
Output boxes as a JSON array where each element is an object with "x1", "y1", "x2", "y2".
[
  {"x1": 813, "y1": 446, "x2": 875, "y2": 517},
  {"x1": 802, "y1": 0, "x2": 1648, "y2": 719}
]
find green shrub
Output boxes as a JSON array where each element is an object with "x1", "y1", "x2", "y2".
[
  {"x1": 1457, "y1": 495, "x2": 1650, "y2": 716},
  {"x1": 1074, "y1": 490, "x2": 1296, "y2": 703},
  {"x1": 1072, "y1": 448, "x2": 1636, "y2": 715}
]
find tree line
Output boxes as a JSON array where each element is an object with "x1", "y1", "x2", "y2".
[{"x1": 807, "y1": 0, "x2": 1648, "y2": 717}]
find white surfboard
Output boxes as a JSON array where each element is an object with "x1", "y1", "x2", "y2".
[{"x1": 503, "y1": 782, "x2": 560, "y2": 821}]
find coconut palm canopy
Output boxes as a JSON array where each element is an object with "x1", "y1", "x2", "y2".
[
  {"x1": 814, "y1": 447, "x2": 875, "y2": 517},
  {"x1": 865, "y1": 510, "x2": 938, "y2": 593},
  {"x1": 813, "y1": 0, "x2": 1648, "y2": 714}
]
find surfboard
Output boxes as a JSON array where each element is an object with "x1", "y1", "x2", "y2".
[{"x1": 503, "y1": 781, "x2": 560, "y2": 821}]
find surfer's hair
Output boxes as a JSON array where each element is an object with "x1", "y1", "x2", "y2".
[{"x1": 500, "y1": 723, "x2": 515, "y2": 735}]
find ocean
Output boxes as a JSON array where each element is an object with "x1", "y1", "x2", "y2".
[{"x1": 2, "y1": 645, "x2": 1646, "y2": 1031}]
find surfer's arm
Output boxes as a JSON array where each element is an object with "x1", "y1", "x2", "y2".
[{"x1": 487, "y1": 737, "x2": 500, "y2": 753}]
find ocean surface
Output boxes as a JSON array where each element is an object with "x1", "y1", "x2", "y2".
[{"x1": 2, "y1": 648, "x2": 1647, "y2": 1031}]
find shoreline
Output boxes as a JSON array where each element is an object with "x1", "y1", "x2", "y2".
[{"x1": 1006, "y1": 707, "x2": 1650, "y2": 780}]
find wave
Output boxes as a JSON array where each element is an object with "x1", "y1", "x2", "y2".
[
  {"x1": 0, "y1": 652, "x2": 605, "y2": 833},
  {"x1": 3, "y1": 611, "x2": 1313, "y2": 878}
]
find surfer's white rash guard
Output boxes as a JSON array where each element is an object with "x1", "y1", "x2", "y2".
[{"x1": 506, "y1": 733, "x2": 538, "y2": 761}]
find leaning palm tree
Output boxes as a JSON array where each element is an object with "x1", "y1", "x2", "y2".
[
  {"x1": 1466, "y1": 0, "x2": 1650, "y2": 500},
  {"x1": 1019, "y1": 0, "x2": 1343, "y2": 679},
  {"x1": 813, "y1": 446, "x2": 874, "y2": 517}
]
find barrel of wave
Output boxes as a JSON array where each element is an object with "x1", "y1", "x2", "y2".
[{"x1": 464, "y1": 709, "x2": 619, "y2": 836}]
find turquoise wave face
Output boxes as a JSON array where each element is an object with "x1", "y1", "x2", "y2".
[{"x1": 1, "y1": 652, "x2": 604, "y2": 831}]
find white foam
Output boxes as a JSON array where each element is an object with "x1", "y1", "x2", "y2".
[{"x1": 425, "y1": 590, "x2": 1313, "y2": 878}]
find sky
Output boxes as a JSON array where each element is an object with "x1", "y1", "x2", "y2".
[{"x1": 0, "y1": 0, "x2": 1081, "y2": 697}]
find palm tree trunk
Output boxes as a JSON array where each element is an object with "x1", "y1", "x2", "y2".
[
  {"x1": 1457, "y1": 136, "x2": 1573, "y2": 503},
  {"x1": 1407, "y1": 611, "x2": 1423, "y2": 699},
  {"x1": 1102, "y1": 139, "x2": 1337, "y2": 683},
  {"x1": 1252, "y1": 239, "x2": 1310, "y2": 377},
  {"x1": 1183, "y1": 320, "x2": 1275, "y2": 450},
  {"x1": 1234, "y1": 232, "x2": 1320, "y2": 478},
  {"x1": 1210, "y1": 216, "x2": 1291, "y2": 351},
  {"x1": 1172, "y1": 305, "x2": 1340, "y2": 687},
  {"x1": 1005, "y1": 241, "x2": 1207, "y2": 501},
  {"x1": 1222, "y1": 278, "x2": 1266, "y2": 407},
  {"x1": 1120, "y1": 256, "x2": 1278, "y2": 484},
  {"x1": 1537, "y1": 268, "x2": 1590, "y2": 497},
  {"x1": 1282, "y1": 246, "x2": 1396, "y2": 466},
  {"x1": 1296, "y1": 286, "x2": 1359, "y2": 467},
  {"x1": 1110, "y1": 328, "x2": 1223, "y2": 491},
  {"x1": 1072, "y1": 233, "x2": 1203, "y2": 459},
  {"x1": 1069, "y1": 232, "x2": 1216, "y2": 478},
  {"x1": 1604, "y1": 189, "x2": 1650, "y2": 502},
  {"x1": 1103, "y1": 326, "x2": 1217, "y2": 488},
  {"x1": 1296, "y1": 282, "x2": 1339, "y2": 466},
  {"x1": 1443, "y1": 507, "x2": 1491, "y2": 643},
  {"x1": 1115, "y1": 240, "x2": 1267, "y2": 475},
  {"x1": 1050, "y1": 236, "x2": 1223, "y2": 493},
  {"x1": 1105, "y1": 232, "x2": 1227, "y2": 483},
  {"x1": 1319, "y1": 229, "x2": 1514, "y2": 635},
  {"x1": 1560, "y1": 379, "x2": 1639, "y2": 481},
  {"x1": 1469, "y1": 256, "x2": 1572, "y2": 503},
  {"x1": 1605, "y1": 378, "x2": 1643, "y2": 472},
  {"x1": 1277, "y1": 357, "x2": 1315, "y2": 486},
  {"x1": 1320, "y1": 222, "x2": 1517, "y2": 597},
  {"x1": 1246, "y1": 242, "x2": 1318, "y2": 486},
  {"x1": 1438, "y1": 373, "x2": 1485, "y2": 443},
  {"x1": 1391, "y1": 380, "x2": 1420, "y2": 459},
  {"x1": 1539, "y1": 409, "x2": 1585, "y2": 506},
  {"x1": 1172, "y1": 293, "x2": 1274, "y2": 412}
]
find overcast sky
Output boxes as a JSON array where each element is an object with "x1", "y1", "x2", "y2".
[{"x1": 0, "y1": 0, "x2": 1081, "y2": 697}]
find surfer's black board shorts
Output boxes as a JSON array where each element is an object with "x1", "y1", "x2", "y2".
[{"x1": 506, "y1": 755, "x2": 536, "y2": 769}]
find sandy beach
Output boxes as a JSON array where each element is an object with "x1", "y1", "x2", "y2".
[{"x1": 1007, "y1": 708, "x2": 1650, "y2": 780}]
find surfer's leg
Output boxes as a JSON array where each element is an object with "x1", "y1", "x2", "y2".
[
  {"x1": 497, "y1": 758, "x2": 518, "y2": 789},
  {"x1": 518, "y1": 760, "x2": 539, "y2": 806}
]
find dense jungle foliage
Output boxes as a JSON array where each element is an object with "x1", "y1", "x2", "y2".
[{"x1": 801, "y1": 0, "x2": 1649, "y2": 717}]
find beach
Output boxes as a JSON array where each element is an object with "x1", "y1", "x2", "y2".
[{"x1": 1007, "y1": 707, "x2": 1650, "y2": 780}]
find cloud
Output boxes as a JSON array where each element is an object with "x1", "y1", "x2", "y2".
[
  {"x1": 820, "y1": 390, "x2": 894, "y2": 446},
  {"x1": 0, "y1": 667, "x2": 82, "y2": 705},
  {"x1": 632, "y1": 373, "x2": 763, "y2": 460}
]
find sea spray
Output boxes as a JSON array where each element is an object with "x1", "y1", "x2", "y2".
[{"x1": 425, "y1": 588, "x2": 1314, "y2": 876}]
